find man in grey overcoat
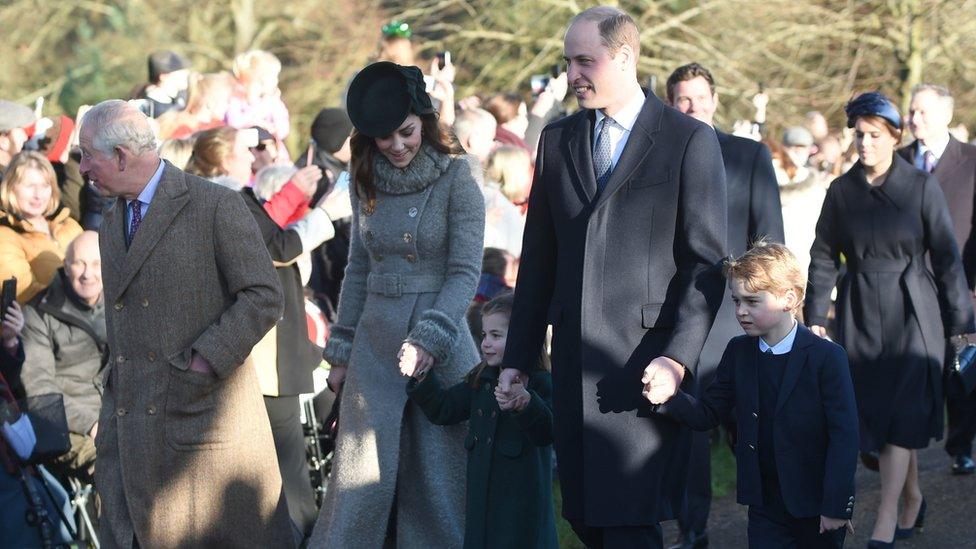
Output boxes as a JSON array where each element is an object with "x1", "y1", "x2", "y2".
[{"x1": 79, "y1": 100, "x2": 294, "y2": 548}]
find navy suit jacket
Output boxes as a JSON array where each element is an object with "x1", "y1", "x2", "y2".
[{"x1": 657, "y1": 324, "x2": 858, "y2": 519}]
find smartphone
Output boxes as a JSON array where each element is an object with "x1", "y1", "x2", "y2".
[
  {"x1": 1, "y1": 278, "x2": 15, "y2": 321},
  {"x1": 239, "y1": 128, "x2": 260, "y2": 148},
  {"x1": 306, "y1": 137, "x2": 316, "y2": 167},
  {"x1": 530, "y1": 74, "x2": 550, "y2": 95},
  {"x1": 436, "y1": 51, "x2": 451, "y2": 70},
  {"x1": 423, "y1": 75, "x2": 436, "y2": 93}
]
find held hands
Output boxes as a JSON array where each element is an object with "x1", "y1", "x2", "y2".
[
  {"x1": 188, "y1": 352, "x2": 216, "y2": 377},
  {"x1": 641, "y1": 356, "x2": 685, "y2": 405},
  {"x1": 819, "y1": 515, "x2": 854, "y2": 534},
  {"x1": 494, "y1": 371, "x2": 530, "y2": 412},
  {"x1": 398, "y1": 342, "x2": 434, "y2": 378}
]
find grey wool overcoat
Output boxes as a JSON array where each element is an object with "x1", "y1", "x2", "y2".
[
  {"x1": 94, "y1": 162, "x2": 295, "y2": 548},
  {"x1": 309, "y1": 145, "x2": 485, "y2": 548}
]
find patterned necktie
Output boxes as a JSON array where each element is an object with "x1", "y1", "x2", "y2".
[
  {"x1": 593, "y1": 116, "x2": 615, "y2": 193},
  {"x1": 128, "y1": 200, "x2": 142, "y2": 247},
  {"x1": 923, "y1": 150, "x2": 936, "y2": 173}
]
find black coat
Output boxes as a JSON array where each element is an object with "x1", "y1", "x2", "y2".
[
  {"x1": 898, "y1": 137, "x2": 976, "y2": 288},
  {"x1": 407, "y1": 367, "x2": 557, "y2": 549},
  {"x1": 698, "y1": 132, "x2": 784, "y2": 381},
  {"x1": 657, "y1": 325, "x2": 859, "y2": 519},
  {"x1": 242, "y1": 189, "x2": 322, "y2": 396},
  {"x1": 504, "y1": 91, "x2": 728, "y2": 526},
  {"x1": 805, "y1": 155, "x2": 975, "y2": 450}
]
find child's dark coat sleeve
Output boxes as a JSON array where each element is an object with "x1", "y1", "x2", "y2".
[
  {"x1": 656, "y1": 342, "x2": 737, "y2": 430},
  {"x1": 818, "y1": 344, "x2": 859, "y2": 519},
  {"x1": 406, "y1": 371, "x2": 473, "y2": 425}
]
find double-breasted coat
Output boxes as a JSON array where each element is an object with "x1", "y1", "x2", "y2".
[
  {"x1": 95, "y1": 162, "x2": 294, "y2": 548},
  {"x1": 310, "y1": 145, "x2": 485, "y2": 548},
  {"x1": 805, "y1": 155, "x2": 976, "y2": 451},
  {"x1": 504, "y1": 92, "x2": 728, "y2": 526},
  {"x1": 406, "y1": 367, "x2": 557, "y2": 549}
]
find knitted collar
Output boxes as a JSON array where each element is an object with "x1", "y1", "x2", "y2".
[{"x1": 371, "y1": 142, "x2": 451, "y2": 195}]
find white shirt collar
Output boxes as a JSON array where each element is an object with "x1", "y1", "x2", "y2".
[
  {"x1": 919, "y1": 133, "x2": 951, "y2": 160},
  {"x1": 595, "y1": 90, "x2": 645, "y2": 132},
  {"x1": 759, "y1": 319, "x2": 799, "y2": 355}
]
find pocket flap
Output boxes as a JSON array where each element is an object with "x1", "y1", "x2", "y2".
[
  {"x1": 641, "y1": 303, "x2": 675, "y2": 329},
  {"x1": 630, "y1": 169, "x2": 671, "y2": 189},
  {"x1": 496, "y1": 437, "x2": 523, "y2": 458}
]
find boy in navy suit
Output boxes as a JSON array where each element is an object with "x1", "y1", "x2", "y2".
[{"x1": 647, "y1": 241, "x2": 859, "y2": 548}]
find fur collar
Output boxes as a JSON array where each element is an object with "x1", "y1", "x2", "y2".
[{"x1": 372, "y1": 143, "x2": 452, "y2": 195}]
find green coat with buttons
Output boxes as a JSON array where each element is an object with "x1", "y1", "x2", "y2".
[{"x1": 407, "y1": 365, "x2": 558, "y2": 549}]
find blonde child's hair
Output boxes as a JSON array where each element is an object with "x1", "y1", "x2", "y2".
[
  {"x1": 723, "y1": 238, "x2": 806, "y2": 309},
  {"x1": 485, "y1": 146, "x2": 531, "y2": 202}
]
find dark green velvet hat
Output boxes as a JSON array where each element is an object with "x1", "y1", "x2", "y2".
[{"x1": 346, "y1": 61, "x2": 435, "y2": 138}]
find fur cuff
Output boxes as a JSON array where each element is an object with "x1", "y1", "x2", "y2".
[
  {"x1": 406, "y1": 309, "x2": 459, "y2": 364},
  {"x1": 323, "y1": 325, "x2": 355, "y2": 367}
]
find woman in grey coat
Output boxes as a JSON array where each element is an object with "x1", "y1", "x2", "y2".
[{"x1": 309, "y1": 62, "x2": 484, "y2": 548}]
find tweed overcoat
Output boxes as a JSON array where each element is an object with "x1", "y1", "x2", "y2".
[
  {"x1": 503, "y1": 91, "x2": 728, "y2": 526},
  {"x1": 94, "y1": 162, "x2": 294, "y2": 548},
  {"x1": 310, "y1": 145, "x2": 484, "y2": 548}
]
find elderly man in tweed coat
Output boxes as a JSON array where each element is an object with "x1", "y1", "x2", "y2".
[{"x1": 79, "y1": 100, "x2": 294, "y2": 548}]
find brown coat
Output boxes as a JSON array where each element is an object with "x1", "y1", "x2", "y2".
[
  {"x1": 94, "y1": 162, "x2": 294, "y2": 548},
  {"x1": 0, "y1": 208, "x2": 82, "y2": 303}
]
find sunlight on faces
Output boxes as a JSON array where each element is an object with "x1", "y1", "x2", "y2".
[
  {"x1": 729, "y1": 277, "x2": 797, "y2": 338},
  {"x1": 672, "y1": 76, "x2": 718, "y2": 126},
  {"x1": 65, "y1": 232, "x2": 102, "y2": 306},
  {"x1": 854, "y1": 117, "x2": 900, "y2": 171},
  {"x1": 480, "y1": 312, "x2": 509, "y2": 367},
  {"x1": 12, "y1": 168, "x2": 53, "y2": 220},
  {"x1": 563, "y1": 20, "x2": 637, "y2": 113},
  {"x1": 375, "y1": 114, "x2": 422, "y2": 168},
  {"x1": 908, "y1": 89, "x2": 952, "y2": 142},
  {"x1": 225, "y1": 131, "x2": 256, "y2": 184}
]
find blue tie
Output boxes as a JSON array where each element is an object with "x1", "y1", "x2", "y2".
[{"x1": 593, "y1": 116, "x2": 615, "y2": 193}]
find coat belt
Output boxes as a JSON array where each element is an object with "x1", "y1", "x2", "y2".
[{"x1": 366, "y1": 273, "x2": 445, "y2": 298}]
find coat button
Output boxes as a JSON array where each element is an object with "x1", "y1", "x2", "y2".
[
  {"x1": 147, "y1": 352, "x2": 156, "y2": 362},
  {"x1": 408, "y1": 207, "x2": 418, "y2": 218},
  {"x1": 141, "y1": 298, "x2": 149, "y2": 308},
  {"x1": 117, "y1": 408, "x2": 127, "y2": 417},
  {"x1": 752, "y1": 412, "x2": 759, "y2": 419},
  {"x1": 365, "y1": 231, "x2": 374, "y2": 241},
  {"x1": 147, "y1": 405, "x2": 157, "y2": 415},
  {"x1": 473, "y1": 435, "x2": 478, "y2": 443},
  {"x1": 748, "y1": 444, "x2": 756, "y2": 451},
  {"x1": 491, "y1": 410, "x2": 497, "y2": 418},
  {"x1": 114, "y1": 301, "x2": 124, "y2": 311},
  {"x1": 403, "y1": 232, "x2": 413, "y2": 243},
  {"x1": 116, "y1": 355, "x2": 125, "y2": 364},
  {"x1": 476, "y1": 409, "x2": 483, "y2": 416},
  {"x1": 405, "y1": 254, "x2": 417, "y2": 263},
  {"x1": 486, "y1": 436, "x2": 492, "y2": 446},
  {"x1": 375, "y1": 253, "x2": 384, "y2": 261}
]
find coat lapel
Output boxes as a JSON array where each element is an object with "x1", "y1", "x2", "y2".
[
  {"x1": 566, "y1": 111, "x2": 598, "y2": 203},
  {"x1": 933, "y1": 137, "x2": 964, "y2": 179},
  {"x1": 115, "y1": 163, "x2": 190, "y2": 295},
  {"x1": 593, "y1": 92, "x2": 661, "y2": 210},
  {"x1": 101, "y1": 198, "x2": 127, "y2": 278},
  {"x1": 775, "y1": 324, "x2": 813, "y2": 415}
]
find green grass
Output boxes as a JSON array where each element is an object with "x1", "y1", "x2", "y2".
[{"x1": 553, "y1": 439, "x2": 736, "y2": 548}]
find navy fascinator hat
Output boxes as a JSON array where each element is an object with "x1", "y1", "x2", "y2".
[
  {"x1": 845, "y1": 92, "x2": 902, "y2": 130},
  {"x1": 346, "y1": 61, "x2": 435, "y2": 138}
]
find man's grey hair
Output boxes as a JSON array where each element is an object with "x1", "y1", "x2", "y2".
[
  {"x1": 253, "y1": 164, "x2": 298, "y2": 202},
  {"x1": 452, "y1": 108, "x2": 497, "y2": 142},
  {"x1": 83, "y1": 99, "x2": 159, "y2": 156},
  {"x1": 911, "y1": 83, "x2": 954, "y2": 111}
]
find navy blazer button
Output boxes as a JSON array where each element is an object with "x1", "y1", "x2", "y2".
[
  {"x1": 752, "y1": 412, "x2": 758, "y2": 418},
  {"x1": 748, "y1": 444, "x2": 756, "y2": 450}
]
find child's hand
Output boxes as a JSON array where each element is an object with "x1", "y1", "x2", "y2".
[
  {"x1": 494, "y1": 378, "x2": 530, "y2": 412},
  {"x1": 819, "y1": 515, "x2": 854, "y2": 534},
  {"x1": 398, "y1": 342, "x2": 434, "y2": 378}
]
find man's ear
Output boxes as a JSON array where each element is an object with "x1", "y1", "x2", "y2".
[
  {"x1": 115, "y1": 146, "x2": 127, "y2": 172},
  {"x1": 615, "y1": 44, "x2": 636, "y2": 70},
  {"x1": 783, "y1": 289, "x2": 799, "y2": 311}
]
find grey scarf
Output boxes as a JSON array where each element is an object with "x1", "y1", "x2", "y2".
[{"x1": 371, "y1": 143, "x2": 452, "y2": 195}]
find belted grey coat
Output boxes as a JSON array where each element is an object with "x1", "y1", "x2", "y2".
[{"x1": 310, "y1": 144, "x2": 485, "y2": 548}]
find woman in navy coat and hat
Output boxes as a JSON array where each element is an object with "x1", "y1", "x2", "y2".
[
  {"x1": 308, "y1": 62, "x2": 485, "y2": 548},
  {"x1": 805, "y1": 92, "x2": 975, "y2": 547}
]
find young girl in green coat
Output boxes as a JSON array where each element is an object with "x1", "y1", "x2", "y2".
[{"x1": 403, "y1": 292, "x2": 557, "y2": 549}]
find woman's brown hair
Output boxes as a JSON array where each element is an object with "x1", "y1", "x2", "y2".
[
  {"x1": 484, "y1": 93, "x2": 523, "y2": 125},
  {"x1": 185, "y1": 126, "x2": 237, "y2": 178},
  {"x1": 0, "y1": 151, "x2": 61, "y2": 218},
  {"x1": 465, "y1": 292, "x2": 551, "y2": 388},
  {"x1": 349, "y1": 113, "x2": 463, "y2": 213},
  {"x1": 856, "y1": 115, "x2": 903, "y2": 141}
]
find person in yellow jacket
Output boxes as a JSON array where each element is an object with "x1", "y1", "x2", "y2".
[{"x1": 0, "y1": 151, "x2": 82, "y2": 303}]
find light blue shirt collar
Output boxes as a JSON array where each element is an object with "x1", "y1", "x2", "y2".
[
  {"x1": 759, "y1": 319, "x2": 798, "y2": 355},
  {"x1": 594, "y1": 90, "x2": 645, "y2": 134},
  {"x1": 126, "y1": 160, "x2": 165, "y2": 211}
]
